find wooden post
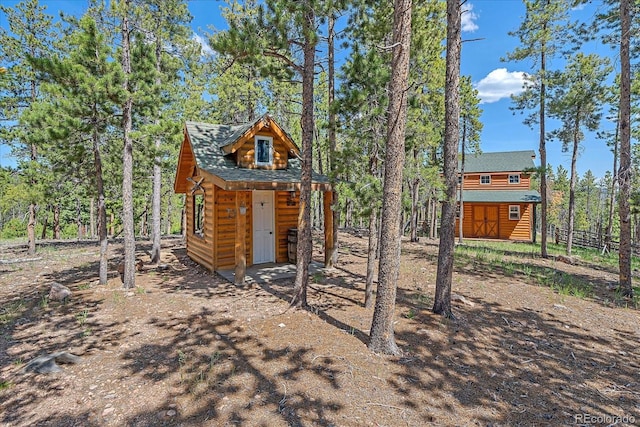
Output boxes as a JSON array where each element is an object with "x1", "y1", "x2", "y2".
[
  {"x1": 324, "y1": 191, "x2": 334, "y2": 267},
  {"x1": 235, "y1": 192, "x2": 247, "y2": 284}
]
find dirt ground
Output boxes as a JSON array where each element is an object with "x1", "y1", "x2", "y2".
[{"x1": 1, "y1": 231, "x2": 639, "y2": 427}]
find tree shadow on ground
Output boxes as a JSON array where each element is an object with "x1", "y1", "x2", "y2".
[{"x1": 3, "y1": 234, "x2": 638, "y2": 426}]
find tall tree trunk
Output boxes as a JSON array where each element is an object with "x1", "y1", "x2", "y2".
[
  {"x1": 566, "y1": 124, "x2": 579, "y2": 256},
  {"x1": 53, "y1": 204, "x2": 60, "y2": 239},
  {"x1": 150, "y1": 32, "x2": 163, "y2": 263},
  {"x1": 94, "y1": 125, "x2": 109, "y2": 285},
  {"x1": 364, "y1": 206, "x2": 379, "y2": 308},
  {"x1": 368, "y1": 0, "x2": 412, "y2": 356},
  {"x1": 166, "y1": 194, "x2": 172, "y2": 235},
  {"x1": 27, "y1": 78, "x2": 37, "y2": 255},
  {"x1": 76, "y1": 198, "x2": 83, "y2": 240},
  {"x1": 90, "y1": 197, "x2": 95, "y2": 239},
  {"x1": 409, "y1": 180, "x2": 419, "y2": 242},
  {"x1": 121, "y1": 0, "x2": 136, "y2": 289},
  {"x1": 291, "y1": 6, "x2": 316, "y2": 308},
  {"x1": 539, "y1": 33, "x2": 549, "y2": 258},
  {"x1": 326, "y1": 13, "x2": 339, "y2": 267},
  {"x1": 618, "y1": 0, "x2": 633, "y2": 297},
  {"x1": 605, "y1": 118, "x2": 619, "y2": 251},
  {"x1": 433, "y1": 0, "x2": 461, "y2": 318},
  {"x1": 409, "y1": 149, "x2": 420, "y2": 242},
  {"x1": 41, "y1": 205, "x2": 48, "y2": 240},
  {"x1": 458, "y1": 130, "x2": 465, "y2": 244},
  {"x1": 365, "y1": 140, "x2": 381, "y2": 308}
]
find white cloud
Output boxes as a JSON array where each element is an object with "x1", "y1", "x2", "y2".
[
  {"x1": 192, "y1": 33, "x2": 214, "y2": 56},
  {"x1": 475, "y1": 68, "x2": 528, "y2": 104},
  {"x1": 461, "y1": 3, "x2": 479, "y2": 32}
]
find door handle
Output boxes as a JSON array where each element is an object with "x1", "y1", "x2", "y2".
[{"x1": 269, "y1": 232, "x2": 273, "y2": 234}]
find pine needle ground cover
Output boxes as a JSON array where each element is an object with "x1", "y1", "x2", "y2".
[{"x1": 0, "y1": 233, "x2": 638, "y2": 426}]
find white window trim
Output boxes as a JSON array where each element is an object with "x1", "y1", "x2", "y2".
[
  {"x1": 255, "y1": 135, "x2": 273, "y2": 167},
  {"x1": 480, "y1": 174, "x2": 491, "y2": 185},
  {"x1": 509, "y1": 174, "x2": 520, "y2": 184},
  {"x1": 509, "y1": 205, "x2": 521, "y2": 221}
]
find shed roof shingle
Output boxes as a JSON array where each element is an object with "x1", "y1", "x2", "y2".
[
  {"x1": 461, "y1": 150, "x2": 537, "y2": 173},
  {"x1": 183, "y1": 118, "x2": 330, "y2": 190}
]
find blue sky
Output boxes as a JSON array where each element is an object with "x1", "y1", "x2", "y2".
[{"x1": 1, "y1": 0, "x2": 618, "y2": 179}]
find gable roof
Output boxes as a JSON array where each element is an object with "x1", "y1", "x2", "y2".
[
  {"x1": 461, "y1": 150, "x2": 537, "y2": 174},
  {"x1": 174, "y1": 115, "x2": 331, "y2": 193}
]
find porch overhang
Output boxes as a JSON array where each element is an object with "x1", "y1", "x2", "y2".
[
  {"x1": 199, "y1": 166, "x2": 333, "y2": 192},
  {"x1": 458, "y1": 190, "x2": 541, "y2": 203}
]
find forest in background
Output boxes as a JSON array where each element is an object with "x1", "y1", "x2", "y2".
[{"x1": 0, "y1": 1, "x2": 638, "y2": 293}]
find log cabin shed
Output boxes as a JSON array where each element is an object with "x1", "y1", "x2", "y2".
[
  {"x1": 456, "y1": 150, "x2": 542, "y2": 241},
  {"x1": 174, "y1": 114, "x2": 334, "y2": 280}
]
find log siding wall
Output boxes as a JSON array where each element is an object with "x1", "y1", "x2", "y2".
[
  {"x1": 463, "y1": 173, "x2": 531, "y2": 190},
  {"x1": 456, "y1": 203, "x2": 532, "y2": 241},
  {"x1": 237, "y1": 131, "x2": 289, "y2": 170}
]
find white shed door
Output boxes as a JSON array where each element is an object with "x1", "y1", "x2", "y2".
[{"x1": 252, "y1": 190, "x2": 275, "y2": 264}]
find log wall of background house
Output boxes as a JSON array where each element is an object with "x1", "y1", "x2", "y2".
[
  {"x1": 499, "y1": 203, "x2": 532, "y2": 240},
  {"x1": 185, "y1": 180, "x2": 216, "y2": 271},
  {"x1": 275, "y1": 190, "x2": 299, "y2": 263},
  {"x1": 215, "y1": 189, "x2": 252, "y2": 269},
  {"x1": 463, "y1": 173, "x2": 531, "y2": 190},
  {"x1": 237, "y1": 131, "x2": 289, "y2": 169},
  {"x1": 455, "y1": 204, "x2": 475, "y2": 237}
]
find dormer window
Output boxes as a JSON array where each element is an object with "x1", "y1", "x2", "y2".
[
  {"x1": 255, "y1": 136, "x2": 273, "y2": 167},
  {"x1": 480, "y1": 175, "x2": 491, "y2": 185},
  {"x1": 509, "y1": 174, "x2": 520, "y2": 184}
]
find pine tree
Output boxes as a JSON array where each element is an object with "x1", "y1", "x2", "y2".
[
  {"x1": 25, "y1": 9, "x2": 124, "y2": 284},
  {"x1": 504, "y1": 0, "x2": 574, "y2": 259},
  {"x1": 115, "y1": 0, "x2": 136, "y2": 288},
  {"x1": 336, "y1": 1, "x2": 392, "y2": 307},
  {"x1": 136, "y1": 0, "x2": 193, "y2": 264},
  {"x1": 547, "y1": 53, "x2": 611, "y2": 256},
  {"x1": 0, "y1": 0, "x2": 59, "y2": 254},
  {"x1": 432, "y1": 0, "x2": 461, "y2": 319},
  {"x1": 617, "y1": 0, "x2": 633, "y2": 297},
  {"x1": 368, "y1": 0, "x2": 412, "y2": 355}
]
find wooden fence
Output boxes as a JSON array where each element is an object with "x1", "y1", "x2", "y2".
[{"x1": 549, "y1": 225, "x2": 640, "y2": 256}]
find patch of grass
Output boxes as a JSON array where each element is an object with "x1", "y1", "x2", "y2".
[
  {"x1": 404, "y1": 308, "x2": 417, "y2": 319},
  {"x1": 0, "y1": 380, "x2": 12, "y2": 391},
  {"x1": 0, "y1": 300, "x2": 26, "y2": 325},
  {"x1": 550, "y1": 274, "x2": 593, "y2": 299},
  {"x1": 76, "y1": 309, "x2": 89, "y2": 326},
  {"x1": 135, "y1": 286, "x2": 146, "y2": 295},
  {"x1": 39, "y1": 294, "x2": 49, "y2": 309},
  {"x1": 77, "y1": 283, "x2": 91, "y2": 290},
  {"x1": 209, "y1": 351, "x2": 222, "y2": 368},
  {"x1": 312, "y1": 272, "x2": 324, "y2": 283},
  {"x1": 13, "y1": 358, "x2": 23, "y2": 366},
  {"x1": 111, "y1": 292, "x2": 124, "y2": 305}
]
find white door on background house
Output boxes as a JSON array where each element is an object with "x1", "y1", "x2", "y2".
[{"x1": 252, "y1": 190, "x2": 275, "y2": 264}]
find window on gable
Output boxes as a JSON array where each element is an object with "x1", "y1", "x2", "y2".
[
  {"x1": 255, "y1": 136, "x2": 273, "y2": 166},
  {"x1": 509, "y1": 205, "x2": 520, "y2": 220},
  {"x1": 194, "y1": 194, "x2": 204, "y2": 237},
  {"x1": 480, "y1": 175, "x2": 491, "y2": 185},
  {"x1": 509, "y1": 174, "x2": 520, "y2": 184}
]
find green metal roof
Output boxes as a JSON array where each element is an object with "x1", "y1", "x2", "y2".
[
  {"x1": 460, "y1": 150, "x2": 537, "y2": 173},
  {"x1": 459, "y1": 190, "x2": 541, "y2": 203},
  {"x1": 184, "y1": 119, "x2": 330, "y2": 188}
]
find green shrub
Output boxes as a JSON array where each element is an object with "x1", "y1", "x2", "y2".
[{"x1": 1, "y1": 218, "x2": 26, "y2": 239}]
